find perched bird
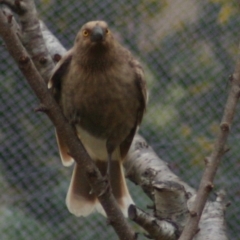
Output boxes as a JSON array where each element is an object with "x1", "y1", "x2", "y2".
[{"x1": 48, "y1": 20, "x2": 147, "y2": 217}]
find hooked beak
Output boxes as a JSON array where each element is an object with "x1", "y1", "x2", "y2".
[{"x1": 91, "y1": 26, "x2": 104, "y2": 42}]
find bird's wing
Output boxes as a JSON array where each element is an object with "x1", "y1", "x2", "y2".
[
  {"x1": 120, "y1": 53, "x2": 147, "y2": 159},
  {"x1": 48, "y1": 49, "x2": 74, "y2": 166},
  {"x1": 131, "y1": 57, "x2": 147, "y2": 124}
]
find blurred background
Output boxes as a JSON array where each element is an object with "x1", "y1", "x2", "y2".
[{"x1": 1, "y1": 0, "x2": 240, "y2": 239}]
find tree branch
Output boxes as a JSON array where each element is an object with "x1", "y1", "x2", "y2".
[
  {"x1": 129, "y1": 204, "x2": 179, "y2": 240},
  {"x1": 125, "y1": 135, "x2": 193, "y2": 229},
  {"x1": 178, "y1": 59, "x2": 240, "y2": 240},
  {"x1": 125, "y1": 135, "x2": 229, "y2": 239},
  {"x1": 0, "y1": 0, "x2": 55, "y2": 82},
  {"x1": 193, "y1": 191, "x2": 229, "y2": 240},
  {"x1": 0, "y1": 5, "x2": 136, "y2": 240}
]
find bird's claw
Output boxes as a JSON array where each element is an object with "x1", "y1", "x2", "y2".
[{"x1": 98, "y1": 173, "x2": 110, "y2": 196}]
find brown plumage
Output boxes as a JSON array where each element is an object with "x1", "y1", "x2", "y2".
[{"x1": 48, "y1": 20, "x2": 147, "y2": 217}]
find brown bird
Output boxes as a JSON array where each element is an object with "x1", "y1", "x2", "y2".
[{"x1": 48, "y1": 20, "x2": 147, "y2": 217}]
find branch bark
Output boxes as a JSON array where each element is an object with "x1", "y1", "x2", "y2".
[
  {"x1": 0, "y1": 0, "x2": 55, "y2": 82},
  {"x1": 128, "y1": 204, "x2": 179, "y2": 240},
  {"x1": 125, "y1": 135, "x2": 229, "y2": 240},
  {"x1": 193, "y1": 191, "x2": 228, "y2": 240}
]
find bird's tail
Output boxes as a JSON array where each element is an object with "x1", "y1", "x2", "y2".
[{"x1": 66, "y1": 159, "x2": 134, "y2": 217}]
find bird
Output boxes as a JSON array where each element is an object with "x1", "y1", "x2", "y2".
[{"x1": 48, "y1": 20, "x2": 147, "y2": 217}]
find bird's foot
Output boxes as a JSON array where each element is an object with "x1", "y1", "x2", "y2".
[{"x1": 98, "y1": 173, "x2": 110, "y2": 197}]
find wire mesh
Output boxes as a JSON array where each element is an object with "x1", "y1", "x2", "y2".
[{"x1": 1, "y1": 0, "x2": 240, "y2": 239}]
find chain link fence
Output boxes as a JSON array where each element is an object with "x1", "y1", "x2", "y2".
[{"x1": 1, "y1": 0, "x2": 240, "y2": 239}]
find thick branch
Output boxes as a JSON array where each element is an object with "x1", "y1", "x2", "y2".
[
  {"x1": 128, "y1": 205, "x2": 179, "y2": 240},
  {"x1": 39, "y1": 20, "x2": 66, "y2": 59},
  {"x1": 125, "y1": 136, "x2": 190, "y2": 239},
  {"x1": 125, "y1": 135, "x2": 228, "y2": 239},
  {"x1": 193, "y1": 191, "x2": 229, "y2": 240},
  {"x1": 0, "y1": 0, "x2": 55, "y2": 82},
  {"x1": 125, "y1": 135, "x2": 196, "y2": 196},
  {"x1": 0, "y1": 7, "x2": 136, "y2": 240},
  {"x1": 124, "y1": 136, "x2": 192, "y2": 238}
]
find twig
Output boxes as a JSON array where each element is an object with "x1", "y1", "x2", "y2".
[
  {"x1": 0, "y1": 7, "x2": 136, "y2": 240},
  {"x1": 178, "y1": 67, "x2": 240, "y2": 238}
]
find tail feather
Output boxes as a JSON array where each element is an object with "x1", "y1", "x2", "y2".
[
  {"x1": 96, "y1": 160, "x2": 134, "y2": 217},
  {"x1": 112, "y1": 162, "x2": 134, "y2": 217},
  {"x1": 55, "y1": 128, "x2": 74, "y2": 167},
  {"x1": 66, "y1": 159, "x2": 134, "y2": 217},
  {"x1": 66, "y1": 163, "x2": 97, "y2": 217}
]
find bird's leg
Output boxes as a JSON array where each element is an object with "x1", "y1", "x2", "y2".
[
  {"x1": 107, "y1": 152, "x2": 112, "y2": 177},
  {"x1": 97, "y1": 155, "x2": 111, "y2": 196},
  {"x1": 106, "y1": 141, "x2": 116, "y2": 178},
  {"x1": 100, "y1": 152, "x2": 112, "y2": 185},
  {"x1": 99, "y1": 152, "x2": 111, "y2": 181},
  {"x1": 97, "y1": 143, "x2": 114, "y2": 196}
]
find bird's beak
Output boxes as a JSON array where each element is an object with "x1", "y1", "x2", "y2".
[{"x1": 91, "y1": 26, "x2": 104, "y2": 42}]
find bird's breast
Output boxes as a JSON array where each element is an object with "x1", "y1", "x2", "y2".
[{"x1": 62, "y1": 63, "x2": 139, "y2": 139}]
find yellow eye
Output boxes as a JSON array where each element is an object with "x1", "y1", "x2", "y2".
[
  {"x1": 106, "y1": 29, "x2": 110, "y2": 34},
  {"x1": 83, "y1": 30, "x2": 89, "y2": 37}
]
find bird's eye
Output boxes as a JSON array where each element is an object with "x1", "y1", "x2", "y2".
[
  {"x1": 106, "y1": 29, "x2": 110, "y2": 34},
  {"x1": 83, "y1": 30, "x2": 89, "y2": 37}
]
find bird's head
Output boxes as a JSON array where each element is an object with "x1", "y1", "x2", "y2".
[{"x1": 75, "y1": 21, "x2": 114, "y2": 50}]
